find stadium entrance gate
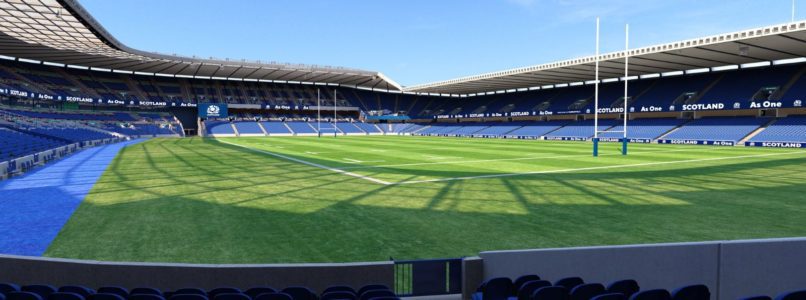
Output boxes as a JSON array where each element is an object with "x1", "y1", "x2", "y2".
[{"x1": 393, "y1": 258, "x2": 463, "y2": 296}]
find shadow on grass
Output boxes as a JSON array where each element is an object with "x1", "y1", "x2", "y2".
[{"x1": 41, "y1": 138, "x2": 806, "y2": 264}]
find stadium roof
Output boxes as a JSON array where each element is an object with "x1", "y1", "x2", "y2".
[
  {"x1": 405, "y1": 21, "x2": 806, "y2": 95},
  {"x1": 0, "y1": 0, "x2": 403, "y2": 91}
]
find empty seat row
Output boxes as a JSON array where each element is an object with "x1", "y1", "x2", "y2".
[
  {"x1": 472, "y1": 275, "x2": 709, "y2": 300},
  {"x1": 0, "y1": 284, "x2": 398, "y2": 300}
]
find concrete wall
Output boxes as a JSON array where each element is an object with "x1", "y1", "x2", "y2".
[
  {"x1": 719, "y1": 238, "x2": 806, "y2": 299},
  {"x1": 0, "y1": 254, "x2": 394, "y2": 293},
  {"x1": 477, "y1": 237, "x2": 806, "y2": 300},
  {"x1": 479, "y1": 241, "x2": 720, "y2": 295}
]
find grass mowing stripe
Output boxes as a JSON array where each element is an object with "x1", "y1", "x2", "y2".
[
  {"x1": 392, "y1": 150, "x2": 806, "y2": 185},
  {"x1": 219, "y1": 139, "x2": 392, "y2": 185}
]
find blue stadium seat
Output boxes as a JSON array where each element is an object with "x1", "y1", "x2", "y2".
[
  {"x1": 253, "y1": 293, "x2": 292, "y2": 300},
  {"x1": 173, "y1": 289, "x2": 206, "y2": 296},
  {"x1": 357, "y1": 286, "x2": 390, "y2": 296},
  {"x1": 323, "y1": 286, "x2": 356, "y2": 295},
  {"x1": 775, "y1": 290, "x2": 806, "y2": 300},
  {"x1": 21, "y1": 286, "x2": 56, "y2": 299},
  {"x1": 211, "y1": 294, "x2": 247, "y2": 300},
  {"x1": 95, "y1": 288, "x2": 127, "y2": 299},
  {"x1": 512, "y1": 275, "x2": 541, "y2": 295},
  {"x1": 8, "y1": 292, "x2": 42, "y2": 300},
  {"x1": 88, "y1": 294, "x2": 124, "y2": 300},
  {"x1": 670, "y1": 284, "x2": 709, "y2": 300},
  {"x1": 555, "y1": 278, "x2": 585, "y2": 290},
  {"x1": 131, "y1": 288, "x2": 163, "y2": 296},
  {"x1": 207, "y1": 289, "x2": 241, "y2": 299},
  {"x1": 591, "y1": 293, "x2": 627, "y2": 300},
  {"x1": 358, "y1": 290, "x2": 395, "y2": 300},
  {"x1": 531, "y1": 286, "x2": 569, "y2": 300},
  {"x1": 482, "y1": 277, "x2": 513, "y2": 300},
  {"x1": 740, "y1": 296, "x2": 772, "y2": 300},
  {"x1": 570, "y1": 283, "x2": 606, "y2": 300},
  {"x1": 168, "y1": 295, "x2": 207, "y2": 300},
  {"x1": 0, "y1": 284, "x2": 21, "y2": 296},
  {"x1": 129, "y1": 294, "x2": 165, "y2": 300},
  {"x1": 514, "y1": 280, "x2": 551, "y2": 300},
  {"x1": 629, "y1": 289, "x2": 670, "y2": 300},
  {"x1": 279, "y1": 287, "x2": 316, "y2": 300},
  {"x1": 321, "y1": 291, "x2": 356, "y2": 300},
  {"x1": 607, "y1": 280, "x2": 639, "y2": 299},
  {"x1": 57, "y1": 287, "x2": 94, "y2": 298},
  {"x1": 48, "y1": 292, "x2": 84, "y2": 300},
  {"x1": 245, "y1": 288, "x2": 277, "y2": 299}
]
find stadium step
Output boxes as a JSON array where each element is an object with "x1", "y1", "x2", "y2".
[
  {"x1": 739, "y1": 118, "x2": 777, "y2": 144},
  {"x1": 230, "y1": 123, "x2": 240, "y2": 136},
  {"x1": 655, "y1": 119, "x2": 693, "y2": 140}
]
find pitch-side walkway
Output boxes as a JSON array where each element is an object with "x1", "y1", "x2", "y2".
[{"x1": 0, "y1": 139, "x2": 146, "y2": 256}]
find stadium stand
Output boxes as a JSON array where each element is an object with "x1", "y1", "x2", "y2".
[
  {"x1": 260, "y1": 122, "x2": 292, "y2": 135},
  {"x1": 749, "y1": 116, "x2": 806, "y2": 143},
  {"x1": 599, "y1": 118, "x2": 684, "y2": 140},
  {"x1": 663, "y1": 117, "x2": 769, "y2": 142}
]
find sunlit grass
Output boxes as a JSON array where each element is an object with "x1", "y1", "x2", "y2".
[{"x1": 45, "y1": 136, "x2": 806, "y2": 263}]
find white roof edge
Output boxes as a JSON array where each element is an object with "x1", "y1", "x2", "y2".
[{"x1": 402, "y1": 20, "x2": 806, "y2": 92}]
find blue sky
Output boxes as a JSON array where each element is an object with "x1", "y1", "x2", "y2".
[{"x1": 79, "y1": 0, "x2": 800, "y2": 87}]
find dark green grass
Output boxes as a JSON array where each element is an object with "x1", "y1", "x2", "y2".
[{"x1": 45, "y1": 136, "x2": 806, "y2": 263}]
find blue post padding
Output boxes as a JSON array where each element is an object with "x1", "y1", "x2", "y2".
[
  {"x1": 622, "y1": 138, "x2": 629, "y2": 155},
  {"x1": 592, "y1": 138, "x2": 599, "y2": 157}
]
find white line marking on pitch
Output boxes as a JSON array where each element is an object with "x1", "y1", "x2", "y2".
[
  {"x1": 391, "y1": 151, "x2": 806, "y2": 185},
  {"x1": 340, "y1": 147, "x2": 703, "y2": 171},
  {"x1": 343, "y1": 158, "x2": 385, "y2": 164},
  {"x1": 220, "y1": 140, "x2": 392, "y2": 185}
]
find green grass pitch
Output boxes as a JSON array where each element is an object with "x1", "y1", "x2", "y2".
[{"x1": 45, "y1": 136, "x2": 806, "y2": 263}]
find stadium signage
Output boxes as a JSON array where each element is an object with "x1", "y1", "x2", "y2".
[
  {"x1": 37, "y1": 94, "x2": 54, "y2": 100},
  {"x1": 599, "y1": 138, "x2": 652, "y2": 143},
  {"x1": 545, "y1": 136, "x2": 589, "y2": 141},
  {"x1": 489, "y1": 113, "x2": 504, "y2": 117},
  {"x1": 639, "y1": 106, "x2": 664, "y2": 112},
  {"x1": 682, "y1": 103, "x2": 725, "y2": 111},
  {"x1": 510, "y1": 111, "x2": 530, "y2": 116},
  {"x1": 745, "y1": 141, "x2": 806, "y2": 148},
  {"x1": 596, "y1": 107, "x2": 625, "y2": 113},
  {"x1": 104, "y1": 99, "x2": 126, "y2": 105},
  {"x1": 537, "y1": 111, "x2": 554, "y2": 116},
  {"x1": 468, "y1": 113, "x2": 485, "y2": 118},
  {"x1": 198, "y1": 103, "x2": 228, "y2": 118},
  {"x1": 66, "y1": 96, "x2": 94, "y2": 103},
  {"x1": 658, "y1": 139, "x2": 735, "y2": 146},
  {"x1": 749, "y1": 101, "x2": 783, "y2": 108}
]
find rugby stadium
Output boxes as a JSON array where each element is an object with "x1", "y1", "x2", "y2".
[{"x1": 0, "y1": 1, "x2": 806, "y2": 300}]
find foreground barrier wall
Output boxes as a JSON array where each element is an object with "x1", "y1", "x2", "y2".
[
  {"x1": 477, "y1": 237, "x2": 806, "y2": 300},
  {"x1": 719, "y1": 238, "x2": 806, "y2": 299},
  {"x1": 0, "y1": 254, "x2": 394, "y2": 292},
  {"x1": 479, "y1": 242, "x2": 720, "y2": 297}
]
